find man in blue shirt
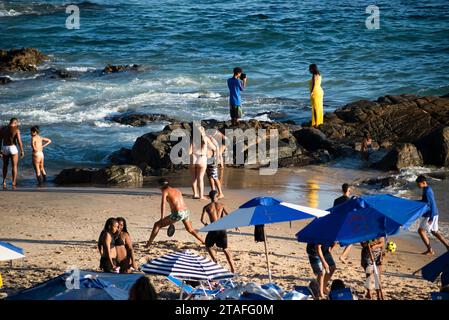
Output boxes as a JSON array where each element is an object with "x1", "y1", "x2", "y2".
[
  {"x1": 416, "y1": 175, "x2": 449, "y2": 255},
  {"x1": 227, "y1": 67, "x2": 247, "y2": 125}
]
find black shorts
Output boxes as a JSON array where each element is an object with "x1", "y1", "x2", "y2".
[
  {"x1": 230, "y1": 105, "x2": 242, "y2": 119},
  {"x1": 205, "y1": 230, "x2": 228, "y2": 249},
  {"x1": 100, "y1": 257, "x2": 117, "y2": 273}
]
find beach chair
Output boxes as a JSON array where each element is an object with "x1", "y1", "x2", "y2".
[
  {"x1": 329, "y1": 288, "x2": 354, "y2": 300},
  {"x1": 293, "y1": 285, "x2": 315, "y2": 299},
  {"x1": 166, "y1": 276, "x2": 221, "y2": 300},
  {"x1": 430, "y1": 292, "x2": 449, "y2": 300}
]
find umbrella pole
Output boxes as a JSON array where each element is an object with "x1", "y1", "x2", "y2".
[
  {"x1": 263, "y1": 228, "x2": 273, "y2": 283},
  {"x1": 368, "y1": 245, "x2": 384, "y2": 300},
  {"x1": 179, "y1": 280, "x2": 184, "y2": 300}
]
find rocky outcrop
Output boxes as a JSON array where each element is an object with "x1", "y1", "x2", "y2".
[
  {"x1": 108, "y1": 148, "x2": 132, "y2": 165},
  {"x1": 55, "y1": 165, "x2": 143, "y2": 186},
  {"x1": 374, "y1": 143, "x2": 423, "y2": 171},
  {"x1": 359, "y1": 176, "x2": 408, "y2": 189},
  {"x1": 415, "y1": 127, "x2": 449, "y2": 167},
  {"x1": 0, "y1": 76, "x2": 12, "y2": 85},
  {"x1": 102, "y1": 64, "x2": 140, "y2": 74},
  {"x1": 0, "y1": 48, "x2": 47, "y2": 72},
  {"x1": 109, "y1": 113, "x2": 176, "y2": 127}
]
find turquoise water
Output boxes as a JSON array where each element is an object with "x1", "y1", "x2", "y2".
[{"x1": 1, "y1": 0, "x2": 449, "y2": 171}]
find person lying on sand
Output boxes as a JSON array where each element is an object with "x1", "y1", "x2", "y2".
[
  {"x1": 30, "y1": 125, "x2": 51, "y2": 186},
  {"x1": 200, "y1": 190, "x2": 235, "y2": 273},
  {"x1": 116, "y1": 217, "x2": 139, "y2": 273},
  {"x1": 98, "y1": 217, "x2": 119, "y2": 273},
  {"x1": 145, "y1": 178, "x2": 205, "y2": 248}
]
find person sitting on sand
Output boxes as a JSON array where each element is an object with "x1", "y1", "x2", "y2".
[
  {"x1": 416, "y1": 175, "x2": 449, "y2": 255},
  {"x1": 115, "y1": 217, "x2": 139, "y2": 273},
  {"x1": 360, "y1": 237, "x2": 384, "y2": 300},
  {"x1": 145, "y1": 178, "x2": 205, "y2": 248},
  {"x1": 1, "y1": 118, "x2": 25, "y2": 189},
  {"x1": 200, "y1": 190, "x2": 235, "y2": 273},
  {"x1": 30, "y1": 126, "x2": 51, "y2": 186},
  {"x1": 129, "y1": 276, "x2": 158, "y2": 300},
  {"x1": 98, "y1": 217, "x2": 119, "y2": 273},
  {"x1": 306, "y1": 242, "x2": 336, "y2": 299},
  {"x1": 361, "y1": 131, "x2": 373, "y2": 161},
  {"x1": 331, "y1": 183, "x2": 353, "y2": 263}
]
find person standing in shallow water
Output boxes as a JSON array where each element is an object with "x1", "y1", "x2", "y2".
[
  {"x1": 30, "y1": 126, "x2": 52, "y2": 186},
  {"x1": 308, "y1": 64, "x2": 324, "y2": 127},
  {"x1": 1, "y1": 118, "x2": 25, "y2": 189},
  {"x1": 416, "y1": 175, "x2": 449, "y2": 255}
]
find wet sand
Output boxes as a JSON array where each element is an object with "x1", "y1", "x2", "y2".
[{"x1": 0, "y1": 166, "x2": 446, "y2": 300}]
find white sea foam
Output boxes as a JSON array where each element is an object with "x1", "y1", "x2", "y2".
[
  {"x1": 0, "y1": 9, "x2": 22, "y2": 17},
  {"x1": 65, "y1": 66, "x2": 97, "y2": 72}
]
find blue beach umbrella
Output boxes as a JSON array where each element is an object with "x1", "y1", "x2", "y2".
[
  {"x1": 296, "y1": 194, "x2": 429, "y2": 246},
  {"x1": 200, "y1": 196, "x2": 329, "y2": 281},
  {"x1": 0, "y1": 241, "x2": 25, "y2": 261}
]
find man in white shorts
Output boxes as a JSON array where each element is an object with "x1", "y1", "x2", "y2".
[
  {"x1": 1, "y1": 118, "x2": 25, "y2": 189},
  {"x1": 416, "y1": 175, "x2": 449, "y2": 255}
]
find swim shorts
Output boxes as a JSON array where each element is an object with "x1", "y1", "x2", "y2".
[
  {"x1": 419, "y1": 216, "x2": 439, "y2": 233},
  {"x1": 207, "y1": 165, "x2": 219, "y2": 180},
  {"x1": 308, "y1": 250, "x2": 335, "y2": 276},
  {"x1": 1, "y1": 145, "x2": 18, "y2": 156},
  {"x1": 230, "y1": 105, "x2": 243, "y2": 119},
  {"x1": 205, "y1": 230, "x2": 228, "y2": 249},
  {"x1": 169, "y1": 209, "x2": 190, "y2": 222}
]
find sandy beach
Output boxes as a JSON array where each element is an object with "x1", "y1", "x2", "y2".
[{"x1": 0, "y1": 167, "x2": 445, "y2": 300}]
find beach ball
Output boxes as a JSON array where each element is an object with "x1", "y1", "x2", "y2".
[{"x1": 386, "y1": 241, "x2": 397, "y2": 253}]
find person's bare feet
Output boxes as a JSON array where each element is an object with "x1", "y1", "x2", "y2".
[
  {"x1": 217, "y1": 193, "x2": 225, "y2": 199},
  {"x1": 421, "y1": 249, "x2": 434, "y2": 256},
  {"x1": 12, "y1": 184, "x2": 16, "y2": 190},
  {"x1": 339, "y1": 256, "x2": 347, "y2": 264},
  {"x1": 2, "y1": 182, "x2": 6, "y2": 190},
  {"x1": 200, "y1": 197, "x2": 208, "y2": 201},
  {"x1": 193, "y1": 195, "x2": 200, "y2": 199}
]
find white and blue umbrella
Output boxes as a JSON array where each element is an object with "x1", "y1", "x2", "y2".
[
  {"x1": 0, "y1": 241, "x2": 25, "y2": 262},
  {"x1": 200, "y1": 197, "x2": 329, "y2": 281},
  {"x1": 141, "y1": 250, "x2": 233, "y2": 281}
]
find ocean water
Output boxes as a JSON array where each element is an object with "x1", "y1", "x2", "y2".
[{"x1": 1, "y1": 0, "x2": 449, "y2": 172}]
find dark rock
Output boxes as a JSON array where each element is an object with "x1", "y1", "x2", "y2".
[
  {"x1": 49, "y1": 68, "x2": 77, "y2": 79},
  {"x1": 415, "y1": 127, "x2": 449, "y2": 167},
  {"x1": 0, "y1": 76, "x2": 12, "y2": 85},
  {"x1": 92, "y1": 165, "x2": 143, "y2": 185},
  {"x1": 102, "y1": 64, "x2": 140, "y2": 74},
  {"x1": 54, "y1": 168, "x2": 97, "y2": 184},
  {"x1": 108, "y1": 148, "x2": 132, "y2": 165},
  {"x1": 374, "y1": 143, "x2": 423, "y2": 171},
  {"x1": 360, "y1": 176, "x2": 408, "y2": 189},
  {"x1": 0, "y1": 48, "x2": 48, "y2": 72},
  {"x1": 109, "y1": 112, "x2": 176, "y2": 127},
  {"x1": 55, "y1": 165, "x2": 142, "y2": 185}
]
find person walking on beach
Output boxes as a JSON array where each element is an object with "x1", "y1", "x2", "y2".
[
  {"x1": 306, "y1": 242, "x2": 336, "y2": 299},
  {"x1": 30, "y1": 126, "x2": 51, "y2": 186},
  {"x1": 416, "y1": 175, "x2": 449, "y2": 255},
  {"x1": 145, "y1": 178, "x2": 205, "y2": 248},
  {"x1": 1, "y1": 118, "x2": 25, "y2": 189},
  {"x1": 331, "y1": 183, "x2": 353, "y2": 263},
  {"x1": 228, "y1": 67, "x2": 247, "y2": 125},
  {"x1": 200, "y1": 190, "x2": 235, "y2": 273},
  {"x1": 308, "y1": 64, "x2": 324, "y2": 127}
]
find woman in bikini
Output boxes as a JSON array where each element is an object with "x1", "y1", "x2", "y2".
[
  {"x1": 30, "y1": 126, "x2": 52, "y2": 186},
  {"x1": 1, "y1": 118, "x2": 25, "y2": 189},
  {"x1": 115, "y1": 217, "x2": 138, "y2": 273},
  {"x1": 98, "y1": 217, "x2": 119, "y2": 273},
  {"x1": 189, "y1": 125, "x2": 216, "y2": 200}
]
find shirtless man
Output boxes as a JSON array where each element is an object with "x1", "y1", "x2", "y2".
[
  {"x1": 145, "y1": 178, "x2": 205, "y2": 248},
  {"x1": 200, "y1": 190, "x2": 236, "y2": 273},
  {"x1": 1, "y1": 118, "x2": 25, "y2": 189}
]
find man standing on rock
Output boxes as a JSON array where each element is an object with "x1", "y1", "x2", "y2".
[
  {"x1": 227, "y1": 67, "x2": 247, "y2": 125},
  {"x1": 145, "y1": 178, "x2": 205, "y2": 248},
  {"x1": 1, "y1": 118, "x2": 25, "y2": 189},
  {"x1": 416, "y1": 175, "x2": 449, "y2": 255}
]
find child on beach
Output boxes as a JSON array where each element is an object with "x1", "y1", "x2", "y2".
[
  {"x1": 206, "y1": 133, "x2": 224, "y2": 199},
  {"x1": 361, "y1": 131, "x2": 373, "y2": 161},
  {"x1": 30, "y1": 126, "x2": 51, "y2": 186},
  {"x1": 145, "y1": 178, "x2": 205, "y2": 248},
  {"x1": 200, "y1": 190, "x2": 235, "y2": 273},
  {"x1": 360, "y1": 237, "x2": 384, "y2": 300},
  {"x1": 416, "y1": 175, "x2": 449, "y2": 255},
  {"x1": 306, "y1": 242, "x2": 336, "y2": 299}
]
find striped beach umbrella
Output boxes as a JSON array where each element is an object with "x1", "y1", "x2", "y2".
[
  {"x1": 0, "y1": 241, "x2": 25, "y2": 262},
  {"x1": 141, "y1": 250, "x2": 233, "y2": 281}
]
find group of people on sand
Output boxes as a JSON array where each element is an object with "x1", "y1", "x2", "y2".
[
  {"x1": 98, "y1": 178, "x2": 236, "y2": 275},
  {"x1": 0, "y1": 118, "x2": 51, "y2": 188},
  {"x1": 307, "y1": 177, "x2": 449, "y2": 300}
]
